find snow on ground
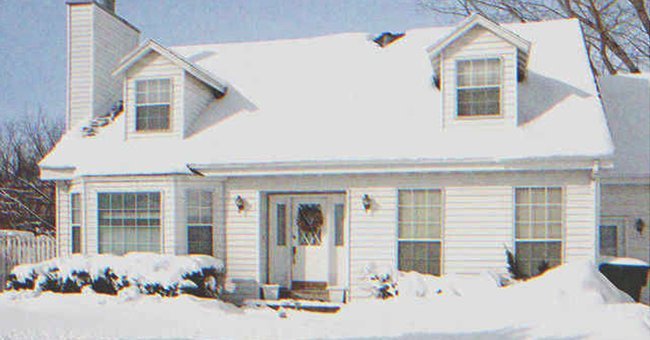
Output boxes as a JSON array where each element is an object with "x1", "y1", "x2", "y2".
[{"x1": 1, "y1": 261, "x2": 648, "y2": 340}]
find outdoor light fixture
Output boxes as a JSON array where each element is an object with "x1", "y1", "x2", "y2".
[
  {"x1": 234, "y1": 195, "x2": 245, "y2": 213},
  {"x1": 362, "y1": 194, "x2": 372, "y2": 212},
  {"x1": 635, "y1": 218, "x2": 645, "y2": 234}
]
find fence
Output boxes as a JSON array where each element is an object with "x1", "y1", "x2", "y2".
[{"x1": 0, "y1": 233, "x2": 56, "y2": 291}]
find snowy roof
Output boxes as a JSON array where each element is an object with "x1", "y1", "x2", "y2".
[
  {"x1": 598, "y1": 74, "x2": 650, "y2": 180},
  {"x1": 40, "y1": 18, "x2": 613, "y2": 178}
]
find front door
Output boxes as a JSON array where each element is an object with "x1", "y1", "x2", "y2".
[
  {"x1": 268, "y1": 194, "x2": 342, "y2": 288},
  {"x1": 292, "y1": 197, "x2": 328, "y2": 284}
]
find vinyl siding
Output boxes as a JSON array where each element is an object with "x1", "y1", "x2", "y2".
[
  {"x1": 67, "y1": 5, "x2": 93, "y2": 130},
  {"x1": 444, "y1": 186, "x2": 512, "y2": 275},
  {"x1": 183, "y1": 73, "x2": 215, "y2": 137},
  {"x1": 441, "y1": 26, "x2": 518, "y2": 128},
  {"x1": 125, "y1": 52, "x2": 184, "y2": 139},
  {"x1": 565, "y1": 183, "x2": 598, "y2": 262}
]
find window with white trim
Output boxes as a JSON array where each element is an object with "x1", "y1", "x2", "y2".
[
  {"x1": 70, "y1": 193, "x2": 81, "y2": 254},
  {"x1": 515, "y1": 187, "x2": 563, "y2": 277},
  {"x1": 135, "y1": 79, "x2": 171, "y2": 131},
  {"x1": 456, "y1": 58, "x2": 501, "y2": 117},
  {"x1": 186, "y1": 190, "x2": 213, "y2": 255},
  {"x1": 98, "y1": 192, "x2": 161, "y2": 255},
  {"x1": 398, "y1": 189, "x2": 443, "y2": 275}
]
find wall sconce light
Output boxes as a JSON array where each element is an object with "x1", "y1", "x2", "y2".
[
  {"x1": 635, "y1": 218, "x2": 645, "y2": 234},
  {"x1": 362, "y1": 194, "x2": 372, "y2": 212},
  {"x1": 234, "y1": 195, "x2": 245, "y2": 213}
]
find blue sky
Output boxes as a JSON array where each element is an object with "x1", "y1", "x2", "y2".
[{"x1": 0, "y1": 0, "x2": 453, "y2": 122}]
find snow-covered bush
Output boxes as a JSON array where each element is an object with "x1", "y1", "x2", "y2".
[
  {"x1": 6, "y1": 253, "x2": 225, "y2": 299},
  {"x1": 364, "y1": 265, "x2": 398, "y2": 299}
]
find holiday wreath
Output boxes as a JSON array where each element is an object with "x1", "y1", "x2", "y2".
[{"x1": 296, "y1": 204, "x2": 324, "y2": 234}]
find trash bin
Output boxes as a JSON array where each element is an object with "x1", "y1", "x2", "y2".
[{"x1": 599, "y1": 258, "x2": 650, "y2": 302}]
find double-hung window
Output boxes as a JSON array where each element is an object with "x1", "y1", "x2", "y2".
[
  {"x1": 515, "y1": 187, "x2": 563, "y2": 277},
  {"x1": 456, "y1": 58, "x2": 501, "y2": 117},
  {"x1": 70, "y1": 193, "x2": 81, "y2": 254},
  {"x1": 186, "y1": 190, "x2": 213, "y2": 255},
  {"x1": 135, "y1": 79, "x2": 171, "y2": 131},
  {"x1": 398, "y1": 189, "x2": 443, "y2": 275},
  {"x1": 98, "y1": 192, "x2": 161, "y2": 255}
]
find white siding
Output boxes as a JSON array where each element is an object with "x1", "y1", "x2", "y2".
[
  {"x1": 441, "y1": 26, "x2": 518, "y2": 128},
  {"x1": 66, "y1": 3, "x2": 139, "y2": 131},
  {"x1": 601, "y1": 183, "x2": 650, "y2": 304},
  {"x1": 92, "y1": 5, "x2": 139, "y2": 119},
  {"x1": 56, "y1": 183, "x2": 71, "y2": 257},
  {"x1": 444, "y1": 186, "x2": 512, "y2": 275},
  {"x1": 348, "y1": 187, "x2": 398, "y2": 299},
  {"x1": 183, "y1": 73, "x2": 215, "y2": 137},
  {"x1": 224, "y1": 189, "x2": 262, "y2": 299},
  {"x1": 565, "y1": 183, "x2": 598, "y2": 262},
  {"x1": 125, "y1": 52, "x2": 184, "y2": 139}
]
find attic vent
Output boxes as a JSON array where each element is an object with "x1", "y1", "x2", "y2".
[{"x1": 373, "y1": 32, "x2": 405, "y2": 48}]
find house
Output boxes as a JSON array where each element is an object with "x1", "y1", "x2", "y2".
[
  {"x1": 598, "y1": 74, "x2": 650, "y2": 304},
  {"x1": 40, "y1": 0, "x2": 615, "y2": 301}
]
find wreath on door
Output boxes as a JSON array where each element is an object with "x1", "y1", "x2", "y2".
[{"x1": 296, "y1": 204, "x2": 324, "y2": 234}]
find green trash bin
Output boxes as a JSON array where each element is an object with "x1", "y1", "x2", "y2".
[{"x1": 599, "y1": 258, "x2": 650, "y2": 302}]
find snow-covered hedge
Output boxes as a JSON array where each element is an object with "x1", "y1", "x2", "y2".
[{"x1": 6, "y1": 253, "x2": 225, "y2": 298}]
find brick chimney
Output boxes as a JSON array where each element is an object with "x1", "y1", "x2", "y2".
[{"x1": 65, "y1": 0, "x2": 140, "y2": 131}]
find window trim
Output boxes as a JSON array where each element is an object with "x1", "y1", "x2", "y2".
[
  {"x1": 396, "y1": 188, "x2": 445, "y2": 276},
  {"x1": 186, "y1": 189, "x2": 214, "y2": 255},
  {"x1": 454, "y1": 56, "x2": 504, "y2": 120},
  {"x1": 133, "y1": 77, "x2": 173, "y2": 133},
  {"x1": 70, "y1": 193, "x2": 82, "y2": 254},
  {"x1": 513, "y1": 186, "x2": 566, "y2": 277}
]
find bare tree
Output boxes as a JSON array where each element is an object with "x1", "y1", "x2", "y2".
[
  {"x1": 420, "y1": 0, "x2": 650, "y2": 75},
  {"x1": 0, "y1": 110, "x2": 63, "y2": 235}
]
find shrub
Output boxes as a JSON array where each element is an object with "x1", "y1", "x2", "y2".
[{"x1": 6, "y1": 254, "x2": 225, "y2": 299}]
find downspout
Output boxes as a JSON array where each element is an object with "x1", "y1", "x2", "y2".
[{"x1": 592, "y1": 160, "x2": 601, "y2": 261}]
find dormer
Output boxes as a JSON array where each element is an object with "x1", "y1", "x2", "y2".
[
  {"x1": 428, "y1": 14, "x2": 530, "y2": 128},
  {"x1": 112, "y1": 40, "x2": 227, "y2": 139}
]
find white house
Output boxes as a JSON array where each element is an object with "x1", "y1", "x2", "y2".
[
  {"x1": 40, "y1": 0, "x2": 616, "y2": 301},
  {"x1": 598, "y1": 74, "x2": 650, "y2": 304}
]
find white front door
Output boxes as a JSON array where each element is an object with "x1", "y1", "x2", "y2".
[{"x1": 292, "y1": 197, "x2": 329, "y2": 283}]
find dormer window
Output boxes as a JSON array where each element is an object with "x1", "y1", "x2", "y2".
[
  {"x1": 456, "y1": 58, "x2": 501, "y2": 117},
  {"x1": 135, "y1": 78, "x2": 171, "y2": 131}
]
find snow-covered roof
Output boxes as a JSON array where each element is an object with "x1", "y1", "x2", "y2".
[
  {"x1": 40, "y1": 18, "x2": 613, "y2": 178},
  {"x1": 599, "y1": 73, "x2": 650, "y2": 181}
]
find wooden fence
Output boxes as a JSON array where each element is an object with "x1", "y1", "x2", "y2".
[{"x1": 0, "y1": 234, "x2": 56, "y2": 291}]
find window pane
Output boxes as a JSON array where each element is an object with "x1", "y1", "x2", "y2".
[
  {"x1": 276, "y1": 204, "x2": 287, "y2": 246},
  {"x1": 398, "y1": 241, "x2": 441, "y2": 275},
  {"x1": 98, "y1": 192, "x2": 161, "y2": 255},
  {"x1": 334, "y1": 204, "x2": 345, "y2": 246},
  {"x1": 516, "y1": 241, "x2": 561, "y2": 277},
  {"x1": 71, "y1": 226, "x2": 81, "y2": 254},
  {"x1": 71, "y1": 193, "x2": 81, "y2": 225},
  {"x1": 599, "y1": 225, "x2": 618, "y2": 257},
  {"x1": 135, "y1": 79, "x2": 172, "y2": 131},
  {"x1": 188, "y1": 226, "x2": 213, "y2": 255}
]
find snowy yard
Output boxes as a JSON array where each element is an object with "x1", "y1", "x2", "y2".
[{"x1": 0, "y1": 261, "x2": 649, "y2": 340}]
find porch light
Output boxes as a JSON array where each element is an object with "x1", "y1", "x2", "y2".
[
  {"x1": 635, "y1": 218, "x2": 645, "y2": 234},
  {"x1": 362, "y1": 194, "x2": 372, "y2": 212},
  {"x1": 234, "y1": 195, "x2": 245, "y2": 213}
]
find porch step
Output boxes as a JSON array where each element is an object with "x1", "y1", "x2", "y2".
[
  {"x1": 248, "y1": 299, "x2": 341, "y2": 314},
  {"x1": 288, "y1": 289, "x2": 329, "y2": 302}
]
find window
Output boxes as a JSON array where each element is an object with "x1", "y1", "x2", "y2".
[
  {"x1": 135, "y1": 79, "x2": 171, "y2": 131},
  {"x1": 334, "y1": 204, "x2": 345, "y2": 246},
  {"x1": 187, "y1": 191, "x2": 213, "y2": 255},
  {"x1": 398, "y1": 189, "x2": 443, "y2": 275},
  {"x1": 276, "y1": 204, "x2": 287, "y2": 246},
  {"x1": 98, "y1": 192, "x2": 161, "y2": 255},
  {"x1": 599, "y1": 225, "x2": 618, "y2": 257},
  {"x1": 515, "y1": 187, "x2": 563, "y2": 277},
  {"x1": 70, "y1": 193, "x2": 81, "y2": 254},
  {"x1": 456, "y1": 58, "x2": 501, "y2": 117}
]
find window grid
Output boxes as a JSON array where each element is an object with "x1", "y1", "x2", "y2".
[
  {"x1": 98, "y1": 192, "x2": 161, "y2": 255},
  {"x1": 187, "y1": 190, "x2": 213, "y2": 255},
  {"x1": 515, "y1": 187, "x2": 563, "y2": 277},
  {"x1": 135, "y1": 79, "x2": 171, "y2": 131},
  {"x1": 456, "y1": 58, "x2": 501, "y2": 117},
  {"x1": 70, "y1": 193, "x2": 81, "y2": 254},
  {"x1": 398, "y1": 189, "x2": 443, "y2": 276}
]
